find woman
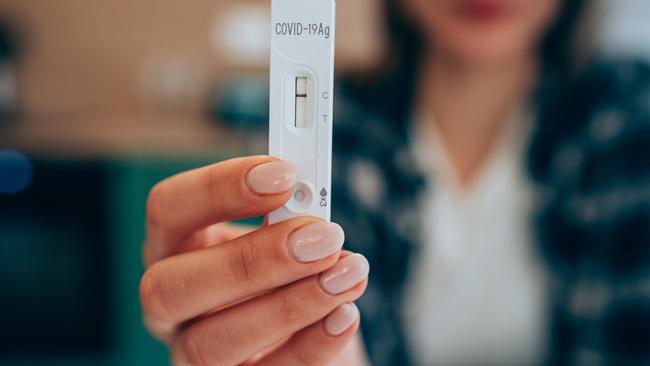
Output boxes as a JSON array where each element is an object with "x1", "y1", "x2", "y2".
[{"x1": 139, "y1": 0, "x2": 650, "y2": 365}]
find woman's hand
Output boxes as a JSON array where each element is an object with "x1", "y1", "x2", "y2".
[{"x1": 140, "y1": 156, "x2": 370, "y2": 366}]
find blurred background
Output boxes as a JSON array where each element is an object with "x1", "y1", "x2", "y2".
[{"x1": 0, "y1": 0, "x2": 648, "y2": 365}]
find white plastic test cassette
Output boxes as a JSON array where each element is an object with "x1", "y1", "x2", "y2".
[{"x1": 268, "y1": 0, "x2": 336, "y2": 224}]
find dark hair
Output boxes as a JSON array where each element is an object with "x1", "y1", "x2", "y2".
[{"x1": 343, "y1": 0, "x2": 595, "y2": 128}]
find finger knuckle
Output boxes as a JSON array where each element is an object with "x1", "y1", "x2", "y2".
[
  {"x1": 204, "y1": 166, "x2": 229, "y2": 207},
  {"x1": 276, "y1": 282, "x2": 331, "y2": 319},
  {"x1": 277, "y1": 290, "x2": 302, "y2": 323},
  {"x1": 177, "y1": 332, "x2": 214, "y2": 366},
  {"x1": 139, "y1": 263, "x2": 177, "y2": 321},
  {"x1": 275, "y1": 280, "x2": 334, "y2": 322},
  {"x1": 227, "y1": 236, "x2": 264, "y2": 284}
]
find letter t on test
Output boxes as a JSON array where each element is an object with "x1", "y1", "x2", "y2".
[{"x1": 268, "y1": 0, "x2": 336, "y2": 224}]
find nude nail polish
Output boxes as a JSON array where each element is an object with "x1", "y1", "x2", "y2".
[
  {"x1": 288, "y1": 222, "x2": 345, "y2": 263},
  {"x1": 320, "y1": 254, "x2": 370, "y2": 295},
  {"x1": 324, "y1": 303, "x2": 359, "y2": 336},
  {"x1": 246, "y1": 161, "x2": 297, "y2": 194}
]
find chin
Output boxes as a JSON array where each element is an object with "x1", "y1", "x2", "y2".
[{"x1": 433, "y1": 26, "x2": 537, "y2": 67}]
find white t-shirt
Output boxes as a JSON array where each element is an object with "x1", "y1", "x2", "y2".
[{"x1": 403, "y1": 113, "x2": 549, "y2": 366}]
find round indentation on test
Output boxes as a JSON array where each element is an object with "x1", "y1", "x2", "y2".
[
  {"x1": 294, "y1": 190, "x2": 306, "y2": 202},
  {"x1": 285, "y1": 181, "x2": 314, "y2": 213}
]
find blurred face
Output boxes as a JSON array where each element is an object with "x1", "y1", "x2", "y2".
[{"x1": 403, "y1": 0, "x2": 561, "y2": 65}]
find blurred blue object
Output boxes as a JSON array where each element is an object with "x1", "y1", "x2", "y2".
[{"x1": 0, "y1": 150, "x2": 33, "y2": 194}]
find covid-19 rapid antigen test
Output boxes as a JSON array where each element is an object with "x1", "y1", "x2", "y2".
[{"x1": 268, "y1": 0, "x2": 336, "y2": 224}]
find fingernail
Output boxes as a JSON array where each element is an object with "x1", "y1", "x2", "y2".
[
  {"x1": 320, "y1": 254, "x2": 370, "y2": 295},
  {"x1": 246, "y1": 161, "x2": 297, "y2": 195},
  {"x1": 324, "y1": 303, "x2": 359, "y2": 336},
  {"x1": 288, "y1": 222, "x2": 345, "y2": 263}
]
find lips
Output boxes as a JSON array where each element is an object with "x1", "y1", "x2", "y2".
[{"x1": 454, "y1": 0, "x2": 512, "y2": 24}]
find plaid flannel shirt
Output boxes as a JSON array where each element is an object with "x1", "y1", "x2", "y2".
[{"x1": 331, "y1": 59, "x2": 650, "y2": 366}]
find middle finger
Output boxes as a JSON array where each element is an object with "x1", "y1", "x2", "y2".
[{"x1": 140, "y1": 217, "x2": 346, "y2": 325}]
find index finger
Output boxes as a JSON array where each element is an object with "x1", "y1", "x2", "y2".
[{"x1": 145, "y1": 156, "x2": 296, "y2": 262}]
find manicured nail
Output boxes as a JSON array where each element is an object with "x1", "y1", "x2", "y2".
[
  {"x1": 246, "y1": 161, "x2": 297, "y2": 194},
  {"x1": 324, "y1": 303, "x2": 359, "y2": 336},
  {"x1": 320, "y1": 254, "x2": 370, "y2": 295},
  {"x1": 288, "y1": 222, "x2": 345, "y2": 263}
]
